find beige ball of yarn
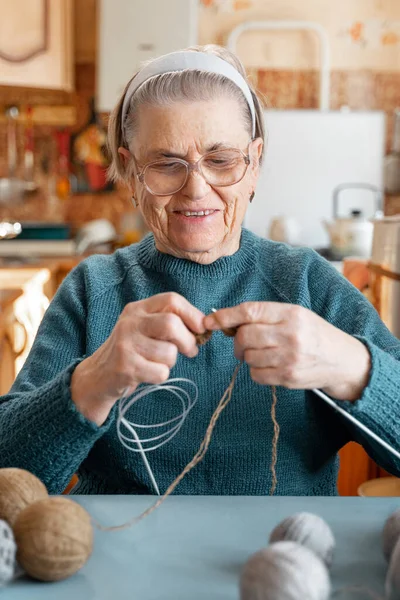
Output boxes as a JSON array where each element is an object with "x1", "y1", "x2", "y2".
[
  {"x1": 383, "y1": 508, "x2": 400, "y2": 562},
  {"x1": 269, "y1": 512, "x2": 335, "y2": 566},
  {"x1": 14, "y1": 497, "x2": 93, "y2": 582},
  {"x1": 0, "y1": 468, "x2": 48, "y2": 527},
  {"x1": 240, "y1": 541, "x2": 331, "y2": 600}
]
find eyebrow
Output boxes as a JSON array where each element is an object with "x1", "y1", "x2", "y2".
[{"x1": 144, "y1": 142, "x2": 236, "y2": 160}]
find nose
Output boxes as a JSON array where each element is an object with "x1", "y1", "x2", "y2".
[{"x1": 180, "y1": 168, "x2": 211, "y2": 201}]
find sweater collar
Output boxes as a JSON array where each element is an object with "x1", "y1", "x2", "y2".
[{"x1": 136, "y1": 228, "x2": 260, "y2": 279}]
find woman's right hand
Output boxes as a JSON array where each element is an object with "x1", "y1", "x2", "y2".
[{"x1": 70, "y1": 293, "x2": 205, "y2": 426}]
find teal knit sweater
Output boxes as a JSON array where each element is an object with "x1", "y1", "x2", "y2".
[{"x1": 1, "y1": 229, "x2": 400, "y2": 495}]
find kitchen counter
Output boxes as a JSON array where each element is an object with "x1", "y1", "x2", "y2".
[
  {"x1": 0, "y1": 288, "x2": 23, "y2": 338},
  {"x1": 0, "y1": 257, "x2": 84, "y2": 300},
  {"x1": 5, "y1": 495, "x2": 396, "y2": 599},
  {"x1": 0, "y1": 256, "x2": 82, "y2": 272}
]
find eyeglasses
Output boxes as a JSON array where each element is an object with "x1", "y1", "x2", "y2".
[{"x1": 135, "y1": 145, "x2": 251, "y2": 196}]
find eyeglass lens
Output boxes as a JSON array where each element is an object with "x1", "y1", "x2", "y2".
[{"x1": 143, "y1": 149, "x2": 248, "y2": 195}]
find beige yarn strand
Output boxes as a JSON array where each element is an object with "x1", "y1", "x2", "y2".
[{"x1": 269, "y1": 385, "x2": 280, "y2": 496}]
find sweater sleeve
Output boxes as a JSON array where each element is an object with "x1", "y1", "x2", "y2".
[
  {"x1": 307, "y1": 252, "x2": 400, "y2": 476},
  {"x1": 0, "y1": 262, "x2": 113, "y2": 494}
]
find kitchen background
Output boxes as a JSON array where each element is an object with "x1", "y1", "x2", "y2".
[
  {"x1": 0, "y1": 0, "x2": 399, "y2": 497},
  {"x1": 1, "y1": 0, "x2": 400, "y2": 230}
]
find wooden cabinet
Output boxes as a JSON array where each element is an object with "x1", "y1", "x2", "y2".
[
  {"x1": 0, "y1": 290, "x2": 26, "y2": 395},
  {"x1": 74, "y1": 0, "x2": 97, "y2": 65},
  {"x1": 337, "y1": 442, "x2": 380, "y2": 497},
  {"x1": 0, "y1": 0, "x2": 74, "y2": 90},
  {"x1": 0, "y1": 267, "x2": 51, "y2": 394},
  {"x1": 0, "y1": 260, "x2": 79, "y2": 394},
  {"x1": 337, "y1": 259, "x2": 398, "y2": 495}
]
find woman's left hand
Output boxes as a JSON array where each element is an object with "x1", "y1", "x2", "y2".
[{"x1": 204, "y1": 302, "x2": 371, "y2": 401}]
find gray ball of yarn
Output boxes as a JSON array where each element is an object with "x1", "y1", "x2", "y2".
[
  {"x1": 268, "y1": 512, "x2": 335, "y2": 567},
  {"x1": 383, "y1": 509, "x2": 400, "y2": 562},
  {"x1": 0, "y1": 519, "x2": 16, "y2": 586},
  {"x1": 240, "y1": 541, "x2": 331, "y2": 600},
  {"x1": 386, "y1": 535, "x2": 400, "y2": 600}
]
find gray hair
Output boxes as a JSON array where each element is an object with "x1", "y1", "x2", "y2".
[{"x1": 107, "y1": 44, "x2": 266, "y2": 185}]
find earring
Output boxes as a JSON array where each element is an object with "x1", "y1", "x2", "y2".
[
  {"x1": 131, "y1": 195, "x2": 138, "y2": 208},
  {"x1": 249, "y1": 191, "x2": 255, "y2": 203}
]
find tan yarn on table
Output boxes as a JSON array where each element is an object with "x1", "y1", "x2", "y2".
[
  {"x1": 95, "y1": 329, "x2": 280, "y2": 532},
  {"x1": 14, "y1": 497, "x2": 93, "y2": 582}
]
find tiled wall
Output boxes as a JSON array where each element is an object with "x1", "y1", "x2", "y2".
[{"x1": 255, "y1": 69, "x2": 400, "y2": 151}]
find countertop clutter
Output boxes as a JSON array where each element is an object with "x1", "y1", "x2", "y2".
[{"x1": 3, "y1": 495, "x2": 399, "y2": 599}]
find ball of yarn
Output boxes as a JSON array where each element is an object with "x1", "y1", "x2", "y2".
[
  {"x1": 0, "y1": 468, "x2": 48, "y2": 526},
  {"x1": 386, "y1": 535, "x2": 400, "y2": 600},
  {"x1": 383, "y1": 509, "x2": 400, "y2": 562},
  {"x1": 240, "y1": 541, "x2": 331, "y2": 600},
  {"x1": 14, "y1": 497, "x2": 93, "y2": 582},
  {"x1": 0, "y1": 520, "x2": 16, "y2": 587},
  {"x1": 268, "y1": 512, "x2": 335, "y2": 567}
]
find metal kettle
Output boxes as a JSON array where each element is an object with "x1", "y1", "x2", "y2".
[
  {"x1": 0, "y1": 221, "x2": 22, "y2": 240},
  {"x1": 323, "y1": 183, "x2": 383, "y2": 260}
]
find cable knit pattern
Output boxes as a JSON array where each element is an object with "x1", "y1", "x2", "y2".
[{"x1": 1, "y1": 228, "x2": 399, "y2": 495}]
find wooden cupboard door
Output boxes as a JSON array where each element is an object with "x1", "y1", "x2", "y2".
[
  {"x1": 0, "y1": 0, "x2": 73, "y2": 90},
  {"x1": 337, "y1": 442, "x2": 380, "y2": 496},
  {"x1": 0, "y1": 331, "x2": 16, "y2": 395}
]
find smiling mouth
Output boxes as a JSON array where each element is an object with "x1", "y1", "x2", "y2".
[{"x1": 174, "y1": 209, "x2": 218, "y2": 217}]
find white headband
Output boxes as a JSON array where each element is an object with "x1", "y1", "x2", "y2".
[{"x1": 121, "y1": 51, "x2": 256, "y2": 140}]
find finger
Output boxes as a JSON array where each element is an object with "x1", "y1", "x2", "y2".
[
  {"x1": 250, "y1": 367, "x2": 283, "y2": 387},
  {"x1": 143, "y1": 292, "x2": 205, "y2": 334},
  {"x1": 234, "y1": 324, "x2": 283, "y2": 360},
  {"x1": 204, "y1": 302, "x2": 286, "y2": 331},
  {"x1": 132, "y1": 333, "x2": 178, "y2": 369},
  {"x1": 131, "y1": 354, "x2": 170, "y2": 385},
  {"x1": 140, "y1": 313, "x2": 199, "y2": 358},
  {"x1": 250, "y1": 365, "x2": 307, "y2": 389},
  {"x1": 243, "y1": 348, "x2": 281, "y2": 369}
]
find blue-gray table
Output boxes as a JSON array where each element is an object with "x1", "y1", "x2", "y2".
[{"x1": 6, "y1": 496, "x2": 400, "y2": 599}]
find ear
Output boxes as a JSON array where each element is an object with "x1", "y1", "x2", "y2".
[
  {"x1": 118, "y1": 146, "x2": 131, "y2": 164},
  {"x1": 118, "y1": 146, "x2": 136, "y2": 194},
  {"x1": 250, "y1": 137, "x2": 263, "y2": 175}
]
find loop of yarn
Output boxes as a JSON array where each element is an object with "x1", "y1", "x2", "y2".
[
  {"x1": 117, "y1": 378, "x2": 199, "y2": 495},
  {"x1": 269, "y1": 512, "x2": 335, "y2": 567},
  {"x1": 95, "y1": 363, "x2": 242, "y2": 531},
  {"x1": 0, "y1": 520, "x2": 16, "y2": 587},
  {"x1": 240, "y1": 541, "x2": 331, "y2": 600}
]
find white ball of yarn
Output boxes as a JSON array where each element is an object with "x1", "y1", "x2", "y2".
[
  {"x1": 383, "y1": 509, "x2": 400, "y2": 562},
  {"x1": 240, "y1": 541, "x2": 331, "y2": 600},
  {"x1": 268, "y1": 512, "x2": 335, "y2": 566},
  {"x1": 0, "y1": 519, "x2": 16, "y2": 586},
  {"x1": 386, "y1": 535, "x2": 400, "y2": 600}
]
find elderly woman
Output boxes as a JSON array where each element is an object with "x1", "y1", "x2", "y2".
[{"x1": 1, "y1": 45, "x2": 399, "y2": 496}]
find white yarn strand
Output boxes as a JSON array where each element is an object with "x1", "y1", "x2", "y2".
[{"x1": 117, "y1": 378, "x2": 198, "y2": 496}]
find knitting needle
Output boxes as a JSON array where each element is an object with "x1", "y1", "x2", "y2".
[
  {"x1": 210, "y1": 309, "x2": 400, "y2": 462},
  {"x1": 312, "y1": 387, "x2": 400, "y2": 462},
  {"x1": 210, "y1": 308, "x2": 238, "y2": 337}
]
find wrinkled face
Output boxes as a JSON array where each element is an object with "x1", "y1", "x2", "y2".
[{"x1": 121, "y1": 98, "x2": 263, "y2": 264}]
